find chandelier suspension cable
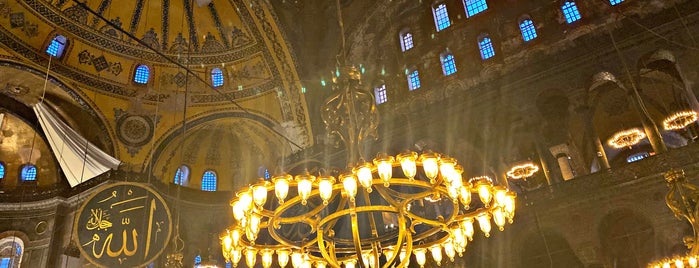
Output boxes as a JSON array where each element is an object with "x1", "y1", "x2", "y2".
[{"x1": 70, "y1": 0, "x2": 304, "y2": 151}]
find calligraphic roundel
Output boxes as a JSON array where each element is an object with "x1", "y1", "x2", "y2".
[{"x1": 74, "y1": 182, "x2": 172, "y2": 267}]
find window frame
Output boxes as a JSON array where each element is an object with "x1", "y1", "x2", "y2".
[
  {"x1": 561, "y1": 1, "x2": 582, "y2": 24},
  {"x1": 462, "y1": 0, "x2": 488, "y2": 18},
  {"x1": 407, "y1": 68, "x2": 421, "y2": 91},
  {"x1": 133, "y1": 64, "x2": 152, "y2": 85},
  {"x1": 211, "y1": 67, "x2": 225, "y2": 87},
  {"x1": 174, "y1": 165, "x2": 190, "y2": 186},
  {"x1": 201, "y1": 170, "x2": 218, "y2": 192},
  {"x1": 374, "y1": 84, "x2": 388, "y2": 105},
  {"x1": 440, "y1": 52, "x2": 457, "y2": 76},
  {"x1": 478, "y1": 34, "x2": 496, "y2": 60},
  {"x1": 45, "y1": 34, "x2": 68, "y2": 58},
  {"x1": 518, "y1": 17, "x2": 538, "y2": 42},
  {"x1": 0, "y1": 161, "x2": 5, "y2": 180},
  {"x1": 432, "y1": 2, "x2": 452, "y2": 32},
  {"x1": 399, "y1": 29, "x2": 414, "y2": 52},
  {"x1": 609, "y1": 0, "x2": 624, "y2": 6},
  {"x1": 20, "y1": 164, "x2": 37, "y2": 182}
]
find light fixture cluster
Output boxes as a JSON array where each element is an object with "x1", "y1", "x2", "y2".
[
  {"x1": 663, "y1": 111, "x2": 698, "y2": 131},
  {"x1": 607, "y1": 128, "x2": 647, "y2": 149},
  {"x1": 506, "y1": 162, "x2": 540, "y2": 180},
  {"x1": 221, "y1": 151, "x2": 517, "y2": 268},
  {"x1": 649, "y1": 255, "x2": 699, "y2": 268}
]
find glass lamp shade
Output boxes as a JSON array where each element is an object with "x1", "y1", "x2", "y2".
[
  {"x1": 344, "y1": 260, "x2": 357, "y2": 268},
  {"x1": 318, "y1": 176, "x2": 336, "y2": 205},
  {"x1": 430, "y1": 244, "x2": 443, "y2": 266},
  {"x1": 475, "y1": 179, "x2": 493, "y2": 206},
  {"x1": 439, "y1": 157, "x2": 456, "y2": 183},
  {"x1": 374, "y1": 155, "x2": 395, "y2": 187},
  {"x1": 273, "y1": 174, "x2": 292, "y2": 205},
  {"x1": 413, "y1": 248, "x2": 428, "y2": 268},
  {"x1": 296, "y1": 173, "x2": 316, "y2": 206},
  {"x1": 231, "y1": 228, "x2": 241, "y2": 248},
  {"x1": 291, "y1": 252, "x2": 303, "y2": 268},
  {"x1": 397, "y1": 151, "x2": 418, "y2": 180},
  {"x1": 341, "y1": 173, "x2": 358, "y2": 201},
  {"x1": 355, "y1": 162, "x2": 374, "y2": 193},
  {"x1": 420, "y1": 153, "x2": 440, "y2": 183},
  {"x1": 261, "y1": 249, "x2": 274, "y2": 268},
  {"x1": 459, "y1": 185, "x2": 472, "y2": 209},
  {"x1": 244, "y1": 248, "x2": 258, "y2": 268},
  {"x1": 253, "y1": 184, "x2": 268, "y2": 208},
  {"x1": 461, "y1": 218, "x2": 475, "y2": 241},
  {"x1": 315, "y1": 261, "x2": 327, "y2": 268},
  {"x1": 493, "y1": 207, "x2": 507, "y2": 231},
  {"x1": 444, "y1": 240, "x2": 456, "y2": 262},
  {"x1": 399, "y1": 249, "x2": 411, "y2": 267},
  {"x1": 231, "y1": 248, "x2": 242, "y2": 267},
  {"x1": 477, "y1": 214, "x2": 492, "y2": 237},
  {"x1": 238, "y1": 190, "x2": 254, "y2": 212},
  {"x1": 277, "y1": 249, "x2": 290, "y2": 268}
]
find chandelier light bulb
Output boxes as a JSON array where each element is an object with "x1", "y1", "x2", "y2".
[
  {"x1": 246, "y1": 213, "x2": 261, "y2": 242},
  {"x1": 301, "y1": 258, "x2": 311, "y2": 268},
  {"x1": 276, "y1": 249, "x2": 290, "y2": 268},
  {"x1": 355, "y1": 163, "x2": 374, "y2": 193},
  {"x1": 399, "y1": 249, "x2": 411, "y2": 267},
  {"x1": 231, "y1": 228, "x2": 241, "y2": 248},
  {"x1": 690, "y1": 256, "x2": 698, "y2": 267},
  {"x1": 443, "y1": 240, "x2": 456, "y2": 262},
  {"x1": 477, "y1": 214, "x2": 492, "y2": 237},
  {"x1": 504, "y1": 192, "x2": 516, "y2": 223},
  {"x1": 493, "y1": 187, "x2": 508, "y2": 207},
  {"x1": 677, "y1": 259, "x2": 685, "y2": 268},
  {"x1": 492, "y1": 207, "x2": 507, "y2": 231},
  {"x1": 231, "y1": 248, "x2": 242, "y2": 268},
  {"x1": 374, "y1": 155, "x2": 395, "y2": 187},
  {"x1": 291, "y1": 252, "x2": 303, "y2": 268},
  {"x1": 341, "y1": 173, "x2": 358, "y2": 201},
  {"x1": 318, "y1": 176, "x2": 335, "y2": 205},
  {"x1": 459, "y1": 185, "x2": 472, "y2": 209},
  {"x1": 344, "y1": 259, "x2": 356, "y2": 268},
  {"x1": 439, "y1": 157, "x2": 456, "y2": 183},
  {"x1": 232, "y1": 201, "x2": 246, "y2": 222},
  {"x1": 253, "y1": 184, "x2": 268, "y2": 208},
  {"x1": 261, "y1": 249, "x2": 274, "y2": 268},
  {"x1": 430, "y1": 244, "x2": 443, "y2": 266},
  {"x1": 397, "y1": 151, "x2": 418, "y2": 181},
  {"x1": 239, "y1": 190, "x2": 254, "y2": 213},
  {"x1": 244, "y1": 248, "x2": 258, "y2": 268},
  {"x1": 296, "y1": 174, "x2": 315, "y2": 206},
  {"x1": 273, "y1": 175, "x2": 291, "y2": 205},
  {"x1": 474, "y1": 179, "x2": 493, "y2": 207},
  {"x1": 663, "y1": 262, "x2": 671, "y2": 268},
  {"x1": 447, "y1": 185, "x2": 459, "y2": 201},
  {"x1": 222, "y1": 232, "x2": 233, "y2": 252},
  {"x1": 413, "y1": 248, "x2": 427, "y2": 268},
  {"x1": 420, "y1": 153, "x2": 440, "y2": 183},
  {"x1": 383, "y1": 247, "x2": 395, "y2": 262},
  {"x1": 461, "y1": 218, "x2": 475, "y2": 241},
  {"x1": 315, "y1": 261, "x2": 327, "y2": 268}
]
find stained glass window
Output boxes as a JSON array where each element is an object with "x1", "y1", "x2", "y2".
[
  {"x1": 212, "y1": 68, "x2": 224, "y2": 87},
  {"x1": 519, "y1": 19, "x2": 538, "y2": 41},
  {"x1": 441, "y1": 53, "x2": 457, "y2": 76},
  {"x1": 562, "y1": 1, "x2": 582, "y2": 24},
  {"x1": 134, "y1": 65, "x2": 151, "y2": 84},
  {"x1": 463, "y1": 0, "x2": 488, "y2": 17},
  {"x1": 375, "y1": 84, "x2": 387, "y2": 105},
  {"x1": 433, "y1": 3, "x2": 451, "y2": 31},
  {"x1": 479, "y1": 36, "x2": 495, "y2": 60},
  {"x1": 201, "y1": 171, "x2": 217, "y2": 191},
  {"x1": 21, "y1": 165, "x2": 37, "y2": 181},
  {"x1": 46, "y1": 35, "x2": 67, "y2": 58},
  {"x1": 408, "y1": 69, "x2": 421, "y2": 91},
  {"x1": 400, "y1": 31, "x2": 414, "y2": 52}
]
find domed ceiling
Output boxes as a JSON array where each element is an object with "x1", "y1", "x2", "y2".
[{"x1": 0, "y1": 0, "x2": 313, "y2": 190}]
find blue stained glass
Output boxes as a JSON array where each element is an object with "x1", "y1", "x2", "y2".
[
  {"x1": 21, "y1": 165, "x2": 37, "y2": 181},
  {"x1": 0, "y1": 258, "x2": 10, "y2": 268},
  {"x1": 264, "y1": 169, "x2": 271, "y2": 180},
  {"x1": 433, "y1": 3, "x2": 451, "y2": 31},
  {"x1": 464, "y1": 0, "x2": 488, "y2": 17},
  {"x1": 201, "y1": 171, "x2": 217, "y2": 191},
  {"x1": 479, "y1": 37, "x2": 495, "y2": 60},
  {"x1": 408, "y1": 70, "x2": 421, "y2": 91},
  {"x1": 519, "y1": 19, "x2": 538, "y2": 41},
  {"x1": 134, "y1": 65, "x2": 150, "y2": 84},
  {"x1": 226, "y1": 262, "x2": 232, "y2": 268},
  {"x1": 46, "y1": 35, "x2": 66, "y2": 58},
  {"x1": 401, "y1": 32, "x2": 414, "y2": 52},
  {"x1": 610, "y1": 0, "x2": 624, "y2": 5},
  {"x1": 212, "y1": 68, "x2": 224, "y2": 87},
  {"x1": 562, "y1": 1, "x2": 582, "y2": 24},
  {"x1": 174, "y1": 166, "x2": 189, "y2": 185},
  {"x1": 441, "y1": 54, "x2": 457, "y2": 76},
  {"x1": 194, "y1": 255, "x2": 202, "y2": 265},
  {"x1": 0, "y1": 163, "x2": 5, "y2": 179},
  {"x1": 374, "y1": 84, "x2": 387, "y2": 105},
  {"x1": 627, "y1": 152, "x2": 649, "y2": 163}
]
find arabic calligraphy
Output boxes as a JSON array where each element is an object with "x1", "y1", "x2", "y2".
[{"x1": 74, "y1": 183, "x2": 172, "y2": 268}]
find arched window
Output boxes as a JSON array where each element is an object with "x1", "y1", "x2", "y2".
[
  {"x1": 46, "y1": 35, "x2": 67, "y2": 58},
  {"x1": 201, "y1": 170, "x2": 217, "y2": 191},
  {"x1": 440, "y1": 53, "x2": 457, "y2": 76},
  {"x1": 399, "y1": 30, "x2": 414, "y2": 52},
  {"x1": 0, "y1": 162, "x2": 5, "y2": 179},
  {"x1": 519, "y1": 18, "x2": 538, "y2": 42},
  {"x1": 407, "y1": 69, "x2": 421, "y2": 91},
  {"x1": 264, "y1": 169, "x2": 271, "y2": 180},
  {"x1": 133, "y1": 65, "x2": 151, "y2": 84},
  {"x1": 610, "y1": 0, "x2": 624, "y2": 5},
  {"x1": 374, "y1": 84, "x2": 387, "y2": 105},
  {"x1": 0, "y1": 236, "x2": 24, "y2": 268},
  {"x1": 626, "y1": 152, "x2": 650, "y2": 163},
  {"x1": 211, "y1": 68, "x2": 224, "y2": 87},
  {"x1": 21, "y1": 165, "x2": 37, "y2": 182},
  {"x1": 432, "y1": 3, "x2": 451, "y2": 32},
  {"x1": 478, "y1": 35, "x2": 495, "y2": 60},
  {"x1": 174, "y1": 165, "x2": 190, "y2": 186},
  {"x1": 194, "y1": 255, "x2": 202, "y2": 265},
  {"x1": 463, "y1": 0, "x2": 488, "y2": 17},
  {"x1": 561, "y1": 1, "x2": 582, "y2": 24}
]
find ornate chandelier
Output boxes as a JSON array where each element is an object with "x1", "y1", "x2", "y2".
[
  {"x1": 220, "y1": 151, "x2": 517, "y2": 268},
  {"x1": 607, "y1": 128, "x2": 647, "y2": 149},
  {"x1": 648, "y1": 170, "x2": 699, "y2": 268},
  {"x1": 663, "y1": 111, "x2": 698, "y2": 131}
]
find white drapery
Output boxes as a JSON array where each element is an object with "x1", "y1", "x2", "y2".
[{"x1": 33, "y1": 103, "x2": 120, "y2": 187}]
